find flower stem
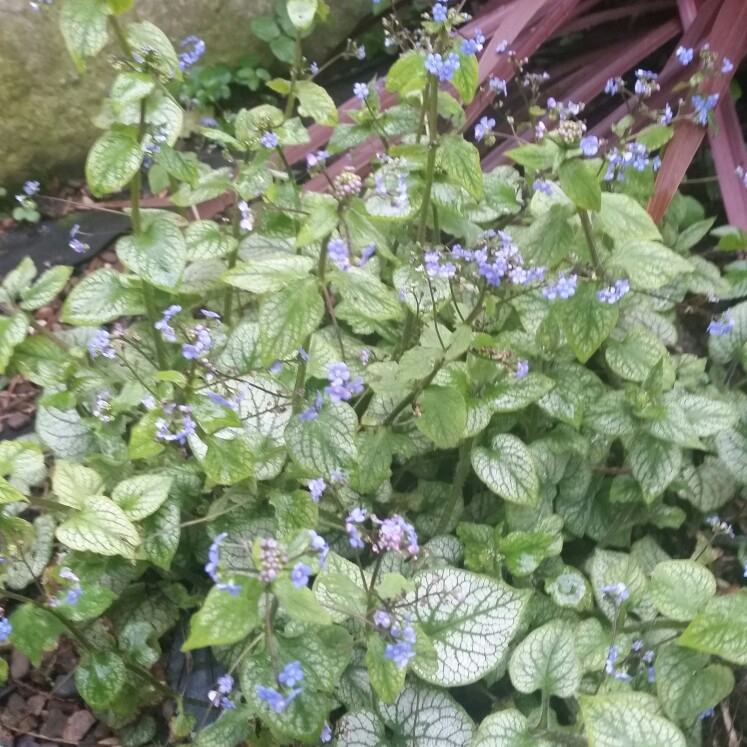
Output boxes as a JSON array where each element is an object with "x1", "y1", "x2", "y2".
[
  {"x1": 434, "y1": 437, "x2": 472, "y2": 535},
  {"x1": 417, "y1": 78, "x2": 440, "y2": 245},
  {"x1": 578, "y1": 209, "x2": 609, "y2": 282}
]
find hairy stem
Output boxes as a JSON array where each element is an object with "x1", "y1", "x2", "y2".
[
  {"x1": 578, "y1": 209, "x2": 608, "y2": 282},
  {"x1": 434, "y1": 437, "x2": 472, "y2": 535},
  {"x1": 417, "y1": 78, "x2": 440, "y2": 245}
]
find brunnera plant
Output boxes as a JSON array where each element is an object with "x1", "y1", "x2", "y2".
[{"x1": 1, "y1": 1, "x2": 746, "y2": 745}]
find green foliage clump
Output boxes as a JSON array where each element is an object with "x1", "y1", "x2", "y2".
[{"x1": 1, "y1": 1, "x2": 746, "y2": 745}]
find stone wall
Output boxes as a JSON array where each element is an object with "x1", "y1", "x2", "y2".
[{"x1": 0, "y1": 0, "x2": 367, "y2": 184}]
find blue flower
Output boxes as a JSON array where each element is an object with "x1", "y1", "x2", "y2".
[
  {"x1": 424, "y1": 52, "x2": 460, "y2": 82},
  {"x1": 69, "y1": 224, "x2": 89, "y2": 253},
  {"x1": 707, "y1": 310, "x2": 734, "y2": 336},
  {"x1": 327, "y1": 237, "x2": 351, "y2": 271},
  {"x1": 201, "y1": 309, "x2": 221, "y2": 319},
  {"x1": 182, "y1": 325, "x2": 212, "y2": 360},
  {"x1": 722, "y1": 57, "x2": 734, "y2": 74},
  {"x1": 432, "y1": 2, "x2": 447, "y2": 22},
  {"x1": 0, "y1": 616, "x2": 12, "y2": 642},
  {"x1": 260, "y1": 131, "x2": 279, "y2": 149},
  {"x1": 604, "y1": 77, "x2": 623, "y2": 95},
  {"x1": 353, "y1": 82, "x2": 370, "y2": 101},
  {"x1": 601, "y1": 581, "x2": 630, "y2": 605},
  {"x1": 178, "y1": 36, "x2": 206, "y2": 71},
  {"x1": 698, "y1": 708, "x2": 715, "y2": 721},
  {"x1": 23, "y1": 180, "x2": 40, "y2": 196},
  {"x1": 579, "y1": 135, "x2": 599, "y2": 157},
  {"x1": 308, "y1": 530, "x2": 330, "y2": 568},
  {"x1": 495, "y1": 39, "x2": 509, "y2": 54},
  {"x1": 278, "y1": 661, "x2": 304, "y2": 687},
  {"x1": 291, "y1": 562, "x2": 312, "y2": 589},
  {"x1": 357, "y1": 243, "x2": 376, "y2": 267},
  {"x1": 269, "y1": 360, "x2": 284, "y2": 375},
  {"x1": 217, "y1": 674, "x2": 234, "y2": 693},
  {"x1": 660, "y1": 103, "x2": 673, "y2": 125},
  {"x1": 346, "y1": 507, "x2": 367, "y2": 549},
  {"x1": 543, "y1": 273, "x2": 577, "y2": 301},
  {"x1": 324, "y1": 361, "x2": 364, "y2": 402},
  {"x1": 257, "y1": 685, "x2": 303, "y2": 712},
  {"x1": 88, "y1": 329, "x2": 115, "y2": 360},
  {"x1": 597, "y1": 279, "x2": 630, "y2": 304},
  {"x1": 373, "y1": 610, "x2": 392, "y2": 628},
  {"x1": 515, "y1": 360, "x2": 529, "y2": 379},
  {"x1": 308, "y1": 477, "x2": 326, "y2": 503},
  {"x1": 299, "y1": 391, "x2": 323, "y2": 422},
  {"x1": 604, "y1": 645, "x2": 632, "y2": 681},
  {"x1": 356, "y1": 44, "x2": 366, "y2": 60},
  {"x1": 306, "y1": 150, "x2": 329, "y2": 169},
  {"x1": 488, "y1": 76, "x2": 507, "y2": 96},
  {"x1": 474, "y1": 116, "x2": 495, "y2": 142},
  {"x1": 676, "y1": 46, "x2": 694, "y2": 65},
  {"x1": 692, "y1": 93, "x2": 719, "y2": 125},
  {"x1": 205, "y1": 532, "x2": 227, "y2": 583},
  {"x1": 384, "y1": 621, "x2": 416, "y2": 668},
  {"x1": 373, "y1": 514, "x2": 419, "y2": 555},
  {"x1": 320, "y1": 721, "x2": 333, "y2": 742},
  {"x1": 460, "y1": 31, "x2": 484, "y2": 56},
  {"x1": 155, "y1": 304, "x2": 181, "y2": 342},
  {"x1": 533, "y1": 179, "x2": 553, "y2": 196},
  {"x1": 634, "y1": 69, "x2": 659, "y2": 97}
]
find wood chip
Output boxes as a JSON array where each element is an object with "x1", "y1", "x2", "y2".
[{"x1": 62, "y1": 710, "x2": 96, "y2": 742}]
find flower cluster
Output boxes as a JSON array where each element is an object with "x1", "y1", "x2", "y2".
[
  {"x1": 178, "y1": 36, "x2": 206, "y2": 71},
  {"x1": 372, "y1": 155, "x2": 410, "y2": 211},
  {"x1": 258, "y1": 538, "x2": 289, "y2": 583},
  {"x1": 308, "y1": 477, "x2": 326, "y2": 503},
  {"x1": 605, "y1": 641, "x2": 655, "y2": 683},
  {"x1": 546, "y1": 97, "x2": 582, "y2": 121},
  {"x1": 705, "y1": 515, "x2": 735, "y2": 537},
  {"x1": 306, "y1": 149, "x2": 329, "y2": 170},
  {"x1": 372, "y1": 514, "x2": 420, "y2": 556},
  {"x1": 260, "y1": 131, "x2": 279, "y2": 149},
  {"x1": 290, "y1": 562, "x2": 312, "y2": 588},
  {"x1": 333, "y1": 168, "x2": 363, "y2": 198},
  {"x1": 324, "y1": 362, "x2": 364, "y2": 403},
  {"x1": 597, "y1": 279, "x2": 630, "y2": 304},
  {"x1": 601, "y1": 581, "x2": 630, "y2": 606},
  {"x1": 542, "y1": 273, "x2": 577, "y2": 301},
  {"x1": 49, "y1": 567, "x2": 82, "y2": 607},
  {"x1": 692, "y1": 93, "x2": 719, "y2": 126},
  {"x1": 353, "y1": 82, "x2": 370, "y2": 101},
  {"x1": 604, "y1": 143, "x2": 659, "y2": 181},
  {"x1": 460, "y1": 30, "x2": 485, "y2": 57},
  {"x1": 208, "y1": 673, "x2": 236, "y2": 710},
  {"x1": 182, "y1": 325, "x2": 213, "y2": 360},
  {"x1": 308, "y1": 530, "x2": 330, "y2": 568},
  {"x1": 299, "y1": 392, "x2": 324, "y2": 422},
  {"x1": 92, "y1": 391, "x2": 113, "y2": 424},
  {"x1": 88, "y1": 329, "x2": 116, "y2": 360},
  {"x1": 155, "y1": 304, "x2": 181, "y2": 342},
  {"x1": 257, "y1": 661, "x2": 304, "y2": 713},
  {"x1": 424, "y1": 52, "x2": 461, "y2": 83},
  {"x1": 238, "y1": 200, "x2": 254, "y2": 231},
  {"x1": 383, "y1": 616, "x2": 417, "y2": 668},
  {"x1": 633, "y1": 69, "x2": 659, "y2": 98},
  {"x1": 488, "y1": 76, "x2": 508, "y2": 96},
  {"x1": 676, "y1": 46, "x2": 694, "y2": 66},
  {"x1": 474, "y1": 116, "x2": 495, "y2": 142},
  {"x1": 155, "y1": 403, "x2": 196, "y2": 445}
]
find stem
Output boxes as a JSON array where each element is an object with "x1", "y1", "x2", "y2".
[
  {"x1": 434, "y1": 438, "x2": 472, "y2": 535},
  {"x1": 109, "y1": 15, "x2": 133, "y2": 59},
  {"x1": 284, "y1": 33, "x2": 303, "y2": 121},
  {"x1": 621, "y1": 620, "x2": 686, "y2": 634},
  {"x1": 223, "y1": 201, "x2": 241, "y2": 322},
  {"x1": 383, "y1": 356, "x2": 445, "y2": 427},
  {"x1": 417, "y1": 79, "x2": 440, "y2": 245},
  {"x1": 292, "y1": 336, "x2": 311, "y2": 414},
  {"x1": 578, "y1": 209, "x2": 608, "y2": 282}
]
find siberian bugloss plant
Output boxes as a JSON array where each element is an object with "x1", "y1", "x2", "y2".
[{"x1": 1, "y1": 1, "x2": 747, "y2": 745}]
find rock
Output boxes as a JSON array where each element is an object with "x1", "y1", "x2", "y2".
[
  {"x1": 39, "y1": 704, "x2": 68, "y2": 739},
  {"x1": 0, "y1": 0, "x2": 369, "y2": 184},
  {"x1": 62, "y1": 710, "x2": 96, "y2": 742},
  {"x1": 10, "y1": 649, "x2": 30, "y2": 679},
  {"x1": 25, "y1": 694, "x2": 47, "y2": 716},
  {"x1": 52, "y1": 672, "x2": 78, "y2": 698}
]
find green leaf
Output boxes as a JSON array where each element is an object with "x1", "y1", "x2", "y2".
[
  {"x1": 556, "y1": 282, "x2": 619, "y2": 363},
  {"x1": 596, "y1": 193, "x2": 662, "y2": 245},
  {"x1": 605, "y1": 328, "x2": 669, "y2": 382},
  {"x1": 171, "y1": 166, "x2": 232, "y2": 207},
  {"x1": 112, "y1": 474, "x2": 173, "y2": 521},
  {"x1": 415, "y1": 386, "x2": 466, "y2": 449},
  {"x1": 486, "y1": 373, "x2": 555, "y2": 413},
  {"x1": 679, "y1": 591, "x2": 747, "y2": 665},
  {"x1": 223, "y1": 255, "x2": 314, "y2": 293},
  {"x1": 36, "y1": 406, "x2": 92, "y2": 459},
  {"x1": 128, "y1": 410, "x2": 165, "y2": 461},
  {"x1": 386, "y1": 51, "x2": 426, "y2": 95},
  {"x1": 294, "y1": 80, "x2": 337, "y2": 125},
  {"x1": 656, "y1": 645, "x2": 734, "y2": 723},
  {"x1": 506, "y1": 140, "x2": 561, "y2": 171},
  {"x1": 86, "y1": 131, "x2": 143, "y2": 197},
  {"x1": 636, "y1": 124, "x2": 674, "y2": 151},
  {"x1": 608, "y1": 241, "x2": 693, "y2": 290},
  {"x1": 117, "y1": 214, "x2": 186, "y2": 289},
  {"x1": 0, "y1": 311, "x2": 29, "y2": 373},
  {"x1": 403, "y1": 568, "x2": 528, "y2": 686},
  {"x1": 156, "y1": 143, "x2": 199, "y2": 186},
  {"x1": 60, "y1": 0, "x2": 110, "y2": 71},
  {"x1": 193, "y1": 707, "x2": 252, "y2": 747},
  {"x1": 252, "y1": 16, "x2": 281, "y2": 41},
  {"x1": 452, "y1": 52, "x2": 479, "y2": 104},
  {"x1": 274, "y1": 577, "x2": 332, "y2": 626},
  {"x1": 259, "y1": 277, "x2": 324, "y2": 364},
  {"x1": 52, "y1": 461, "x2": 104, "y2": 509},
  {"x1": 580, "y1": 694, "x2": 685, "y2": 747},
  {"x1": 559, "y1": 159, "x2": 601, "y2": 211},
  {"x1": 333, "y1": 268, "x2": 404, "y2": 326},
  {"x1": 56, "y1": 496, "x2": 141, "y2": 557},
  {"x1": 509, "y1": 621, "x2": 581, "y2": 697},
  {"x1": 183, "y1": 579, "x2": 262, "y2": 650},
  {"x1": 126, "y1": 21, "x2": 180, "y2": 81},
  {"x1": 8, "y1": 605, "x2": 66, "y2": 666},
  {"x1": 313, "y1": 554, "x2": 368, "y2": 622},
  {"x1": 436, "y1": 135, "x2": 483, "y2": 199},
  {"x1": 546, "y1": 566, "x2": 592, "y2": 610},
  {"x1": 649, "y1": 560, "x2": 716, "y2": 622},
  {"x1": 277, "y1": 625, "x2": 353, "y2": 693},
  {"x1": 61, "y1": 268, "x2": 145, "y2": 325},
  {"x1": 19, "y1": 266, "x2": 73, "y2": 311},
  {"x1": 714, "y1": 426, "x2": 747, "y2": 484},
  {"x1": 470, "y1": 709, "x2": 555, "y2": 747},
  {"x1": 203, "y1": 436, "x2": 256, "y2": 485},
  {"x1": 3, "y1": 516, "x2": 55, "y2": 590},
  {"x1": 367, "y1": 635, "x2": 407, "y2": 703},
  {"x1": 75, "y1": 650, "x2": 126, "y2": 711},
  {"x1": 628, "y1": 433, "x2": 682, "y2": 503},
  {"x1": 471, "y1": 434, "x2": 540, "y2": 506},
  {"x1": 141, "y1": 499, "x2": 180, "y2": 570},
  {"x1": 285, "y1": 400, "x2": 358, "y2": 475},
  {"x1": 287, "y1": 0, "x2": 317, "y2": 30}
]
